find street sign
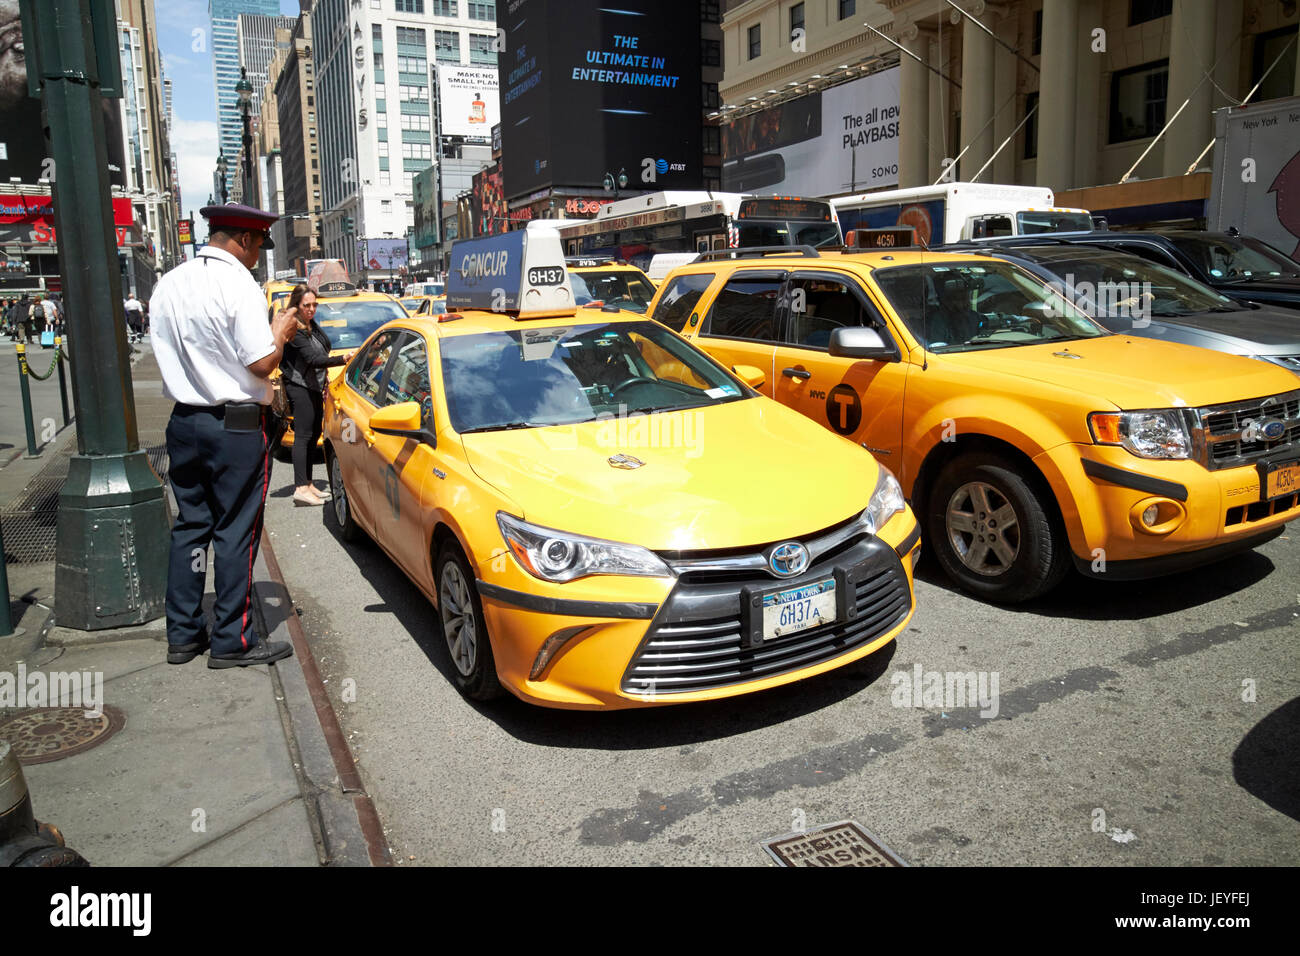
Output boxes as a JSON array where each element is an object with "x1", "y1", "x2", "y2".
[{"x1": 177, "y1": 218, "x2": 193, "y2": 245}]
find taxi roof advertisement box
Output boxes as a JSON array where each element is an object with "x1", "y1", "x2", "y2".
[
  {"x1": 449, "y1": 227, "x2": 575, "y2": 317},
  {"x1": 722, "y1": 69, "x2": 902, "y2": 197},
  {"x1": 500, "y1": 0, "x2": 703, "y2": 199}
]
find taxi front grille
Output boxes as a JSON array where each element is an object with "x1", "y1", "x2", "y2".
[
  {"x1": 1196, "y1": 391, "x2": 1300, "y2": 470},
  {"x1": 1226, "y1": 493, "x2": 1300, "y2": 528},
  {"x1": 622, "y1": 540, "x2": 910, "y2": 696}
]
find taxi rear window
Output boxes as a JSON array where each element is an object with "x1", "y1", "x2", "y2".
[{"x1": 314, "y1": 300, "x2": 406, "y2": 349}]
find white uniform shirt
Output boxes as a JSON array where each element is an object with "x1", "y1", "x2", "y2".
[{"x1": 150, "y1": 246, "x2": 275, "y2": 405}]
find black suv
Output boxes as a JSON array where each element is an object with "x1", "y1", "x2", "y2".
[{"x1": 945, "y1": 229, "x2": 1300, "y2": 311}]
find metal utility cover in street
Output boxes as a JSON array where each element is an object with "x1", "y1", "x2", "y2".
[{"x1": 761, "y1": 820, "x2": 907, "y2": 867}]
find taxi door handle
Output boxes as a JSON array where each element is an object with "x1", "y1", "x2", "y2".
[{"x1": 782, "y1": 367, "x2": 812, "y2": 381}]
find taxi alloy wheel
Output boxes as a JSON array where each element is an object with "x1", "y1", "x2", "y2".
[
  {"x1": 435, "y1": 544, "x2": 502, "y2": 701},
  {"x1": 927, "y1": 454, "x2": 1069, "y2": 604},
  {"x1": 328, "y1": 449, "x2": 362, "y2": 542}
]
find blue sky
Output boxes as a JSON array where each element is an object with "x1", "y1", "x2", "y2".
[{"x1": 155, "y1": 0, "x2": 301, "y2": 237}]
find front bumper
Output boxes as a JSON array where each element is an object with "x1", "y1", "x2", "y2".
[
  {"x1": 475, "y1": 516, "x2": 919, "y2": 710},
  {"x1": 1036, "y1": 443, "x2": 1300, "y2": 568}
]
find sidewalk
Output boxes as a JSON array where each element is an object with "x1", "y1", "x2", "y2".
[{"x1": 0, "y1": 343, "x2": 387, "y2": 866}]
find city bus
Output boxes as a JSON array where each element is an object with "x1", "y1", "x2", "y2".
[{"x1": 557, "y1": 191, "x2": 841, "y2": 270}]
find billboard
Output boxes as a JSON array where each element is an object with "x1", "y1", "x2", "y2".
[
  {"x1": 501, "y1": 0, "x2": 702, "y2": 199},
  {"x1": 1, "y1": 193, "x2": 138, "y2": 246},
  {"x1": 437, "y1": 66, "x2": 500, "y2": 139},
  {"x1": 177, "y1": 219, "x2": 194, "y2": 245},
  {"x1": 412, "y1": 166, "x2": 440, "y2": 249},
  {"x1": 722, "y1": 69, "x2": 901, "y2": 197},
  {"x1": 470, "y1": 162, "x2": 507, "y2": 237},
  {"x1": 356, "y1": 238, "x2": 409, "y2": 272}
]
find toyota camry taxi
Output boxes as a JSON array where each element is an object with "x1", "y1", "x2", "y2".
[{"x1": 322, "y1": 227, "x2": 920, "y2": 709}]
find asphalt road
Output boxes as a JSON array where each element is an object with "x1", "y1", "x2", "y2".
[{"x1": 264, "y1": 456, "x2": 1300, "y2": 866}]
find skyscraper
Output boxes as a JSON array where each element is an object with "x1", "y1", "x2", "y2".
[{"x1": 210, "y1": 0, "x2": 281, "y2": 163}]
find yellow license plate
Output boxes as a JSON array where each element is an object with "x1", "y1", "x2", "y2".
[{"x1": 1265, "y1": 463, "x2": 1300, "y2": 499}]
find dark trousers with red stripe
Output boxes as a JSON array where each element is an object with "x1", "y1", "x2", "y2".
[{"x1": 165, "y1": 403, "x2": 272, "y2": 656}]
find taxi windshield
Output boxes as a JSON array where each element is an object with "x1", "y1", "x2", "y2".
[
  {"x1": 574, "y1": 269, "x2": 657, "y2": 313},
  {"x1": 314, "y1": 299, "x2": 407, "y2": 349},
  {"x1": 441, "y1": 321, "x2": 747, "y2": 433},
  {"x1": 399, "y1": 298, "x2": 420, "y2": 312},
  {"x1": 873, "y1": 261, "x2": 1107, "y2": 353}
]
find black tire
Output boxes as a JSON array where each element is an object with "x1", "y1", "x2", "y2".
[
  {"x1": 435, "y1": 543, "x2": 503, "y2": 701},
  {"x1": 326, "y1": 446, "x2": 364, "y2": 543},
  {"x1": 926, "y1": 453, "x2": 1070, "y2": 603}
]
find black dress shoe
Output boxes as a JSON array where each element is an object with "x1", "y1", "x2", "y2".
[
  {"x1": 167, "y1": 633, "x2": 211, "y2": 664},
  {"x1": 207, "y1": 640, "x2": 294, "y2": 669}
]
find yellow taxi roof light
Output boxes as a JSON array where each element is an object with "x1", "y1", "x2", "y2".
[{"x1": 447, "y1": 226, "x2": 576, "y2": 320}]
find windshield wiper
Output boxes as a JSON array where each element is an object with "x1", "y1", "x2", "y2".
[{"x1": 459, "y1": 421, "x2": 546, "y2": 434}]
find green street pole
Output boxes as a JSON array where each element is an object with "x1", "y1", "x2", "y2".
[
  {"x1": 13, "y1": 344, "x2": 39, "y2": 456},
  {"x1": 20, "y1": 0, "x2": 168, "y2": 630},
  {"x1": 54, "y1": 336, "x2": 71, "y2": 426}
]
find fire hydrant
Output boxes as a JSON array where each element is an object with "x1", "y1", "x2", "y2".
[{"x1": 0, "y1": 740, "x2": 88, "y2": 866}]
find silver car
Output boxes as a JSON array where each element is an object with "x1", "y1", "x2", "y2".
[{"x1": 974, "y1": 244, "x2": 1300, "y2": 376}]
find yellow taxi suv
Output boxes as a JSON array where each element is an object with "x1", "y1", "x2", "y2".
[
  {"x1": 567, "y1": 256, "x2": 658, "y2": 313},
  {"x1": 647, "y1": 245, "x2": 1300, "y2": 603},
  {"x1": 399, "y1": 295, "x2": 449, "y2": 317},
  {"x1": 322, "y1": 228, "x2": 920, "y2": 709},
  {"x1": 275, "y1": 277, "x2": 407, "y2": 448}
]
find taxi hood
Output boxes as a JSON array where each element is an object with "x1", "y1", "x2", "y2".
[
  {"x1": 459, "y1": 399, "x2": 878, "y2": 551},
  {"x1": 939, "y1": 334, "x2": 1300, "y2": 409}
]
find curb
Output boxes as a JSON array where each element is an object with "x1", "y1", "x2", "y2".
[{"x1": 256, "y1": 532, "x2": 392, "y2": 867}]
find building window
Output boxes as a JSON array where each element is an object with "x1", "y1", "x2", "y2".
[
  {"x1": 380, "y1": 171, "x2": 391, "y2": 186},
  {"x1": 396, "y1": 26, "x2": 427, "y2": 47},
  {"x1": 307, "y1": 95, "x2": 314, "y2": 106},
  {"x1": 469, "y1": 33, "x2": 496, "y2": 64},
  {"x1": 838, "y1": 0, "x2": 855, "y2": 19},
  {"x1": 397, "y1": 55, "x2": 428, "y2": 74},
  {"x1": 433, "y1": 1, "x2": 457, "y2": 15},
  {"x1": 374, "y1": 51, "x2": 384, "y2": 70},
  {"x1": 467, "y1": 1, "x2": 494, "y2": 19},
  {"x1": 701, "y1": 0, "x2": 720, "y2": 24},
  {"x1": 313, "y1": 174, "x2": 319, "y2": 184},
  {"x1": 1023, "y1": 91, "x2": 1039, "y2": 159},
  {"x1": 382, "y1": 200, "x2": 392, "y2": 213},
  {"x1": 1108, "y1": 58, "x2": 1168, "y2": 143},
  {"x1": 379, "y1": 141, "x2": 389, "y2": 157},
  {"x1": 747, "y1": 24, "x2": 760, "y2": 60},
  {"x1": 375, "y1": 82, "x2": 386, "y2": 100},
  {"x1": 1032, "y1": 10, "x2": 1042, "y2": 56},
  {"x1": 377, "y1": 111, "x2": 387, "y2": 128},
  {"x1": 435, "y1": 30, "x2": 460, "y2": 62},
  {"x1": 312, "y1": 158, "x2": 318, "y2": 168},
  {"x1": 1129, "y1": 0, "x2": 1172, "y2": 26},
  {"x1": 395, "y1": 0, "x2": 425, "y2": 13},
  {"x1": 1251, "y1": 26, "x2": 1299, "y2": 105},
  {"x1": 703, "y1": 126, "x2": 721, "y2": 155},
  {"x1": 702, "y1": 82, "x2": 719, "y2": 110},
  {"x1": 702, "y1": 38, "x2": 720, "y2": 67},
  {"x1": 790, "y1": 3, "x2": 804, "y2": 43}
]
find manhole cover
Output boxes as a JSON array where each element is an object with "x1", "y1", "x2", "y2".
[
  {"x1": 761, "y1": 820, "x2": 907, "y2": 867},
  {"x1": 0, "y1": 705, "x2": 126, "y2": 764}
]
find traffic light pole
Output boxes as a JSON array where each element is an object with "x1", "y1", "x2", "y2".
[{"x1": 20, "y1": 0, "x2": 168, "y2": 629}]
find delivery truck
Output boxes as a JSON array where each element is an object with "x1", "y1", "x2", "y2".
[
  {"x1": 832, "y1": 182, "x2": 1092, "y2": 247},
  {"x1": 1208, "y1": 94, "x2": 1300, "y2": 261}
]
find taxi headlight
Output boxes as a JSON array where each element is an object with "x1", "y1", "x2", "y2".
[
  {"x1": 1089, "y1": 410, "x2": 1191, "y2": 460},
  {"x1": 496, "y1": 512, "x2": 671, "y2": 584},
  {"x1": 864, "y1": 466, "x2": 906, "y2": 534}
]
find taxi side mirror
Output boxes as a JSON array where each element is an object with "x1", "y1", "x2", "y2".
[
  {"x1": 369, "y1": 401, "x2": 432, "y2": 443},
  {"x1": 828, "y1": 326, "x2": 899, "y2": 362},
  {"x1": 732, "y1": 364, "x2": 766, "y2": 389}
]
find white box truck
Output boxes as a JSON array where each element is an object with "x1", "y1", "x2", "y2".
[
  {"x1": 1208, "y1": 95, "x2": 1300, "y2": 260},
  {"x1": 832, "y1": 182, "x2": 1093, "y2": 247}
]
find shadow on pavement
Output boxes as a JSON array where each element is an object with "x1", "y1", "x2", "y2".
[
  {"x1": 912, "y1": 548, "x2": 1277, "y2": 621},
  {"x1": 1232, "y1": 697, "x2": 1300, "y2": 822},
  {"x1": 318, "y1": 504, "x2": 899, "y2": 749}
]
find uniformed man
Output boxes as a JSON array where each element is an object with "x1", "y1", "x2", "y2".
[{"x1": 150, "y1": 203, "x2": 298, "y2": 668}]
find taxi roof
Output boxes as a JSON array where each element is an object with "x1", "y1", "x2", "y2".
[{"x1": 666, "y1": 247, "x2": 997, "y2": 277}]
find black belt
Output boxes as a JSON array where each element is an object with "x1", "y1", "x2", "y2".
[{"x1": 175, "y1": 401, "x2": 265, "y2": 431}]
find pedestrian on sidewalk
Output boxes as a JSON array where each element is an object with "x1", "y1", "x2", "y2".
[
  {"x1": 124, "y1": 292, "x2": 144, "y2": 342},
  {"x1": 150, "y1": 203, "x2": 298, "y2": 669},
  {"x1": 280, "y1": 285, "x2": 352, "y2": 506}
]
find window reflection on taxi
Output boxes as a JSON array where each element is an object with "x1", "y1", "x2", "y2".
[
  {"x1": 571, "y1": 270, "x2": 657, "y2": 313},
  {"x1": 315, "y1": 299, "x2": 408, "y2": 350}
]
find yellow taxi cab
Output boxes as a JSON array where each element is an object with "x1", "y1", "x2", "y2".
[
  {"x1": 277, "y1": 276, "x2": 407, "y2": 448},
  {"x1": 322, "y1": 228, "x2": 920, "y2": 709},
  {"x1": 646, "y1": 245, "x2": 1300, "y2": 603},
  {"x1": 265, "y1": 275, "x2": 308, "y2": 312},
  {"x1": 399, "y1": 295, "x2": 449, "y2": 317},
  {"x1": 567, "y1": 256, "x2": 657, "y2": 314}
]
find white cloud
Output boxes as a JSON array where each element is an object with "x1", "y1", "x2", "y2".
[
  {"x1": 170, "y1": 116, "x2": 218, "y2": 239},
  {"x1": 154, "y1": 0, "x2": 208, "y2": 32}
]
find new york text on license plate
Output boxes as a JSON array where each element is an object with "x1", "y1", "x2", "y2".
[{"x1": 762, "y1": 579, "x2": 836, "y2": 640}]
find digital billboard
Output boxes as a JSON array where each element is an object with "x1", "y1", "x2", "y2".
[
  {"x1": 412, "y1": 166, "x2": 440, "y2": 249},
  {"x1": 356, "y1": 238, "x2": 408, "y2": 272},
  {"x1": 436, "y1": 65, "x2": 500, "y2": 139},
  {"x1": 722, "y1": 69, "x2": 901, "y2": 198},
  {"x1": 501, "y1": 0, "x2": 702, "y2": 199},
  {"x1": 470, "y1": 162, "x2": 507, "y2": 237}
]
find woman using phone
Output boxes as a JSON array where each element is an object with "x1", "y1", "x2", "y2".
[{"x1": 280, "y1": 285, "x2": 352, "y2": 505}]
